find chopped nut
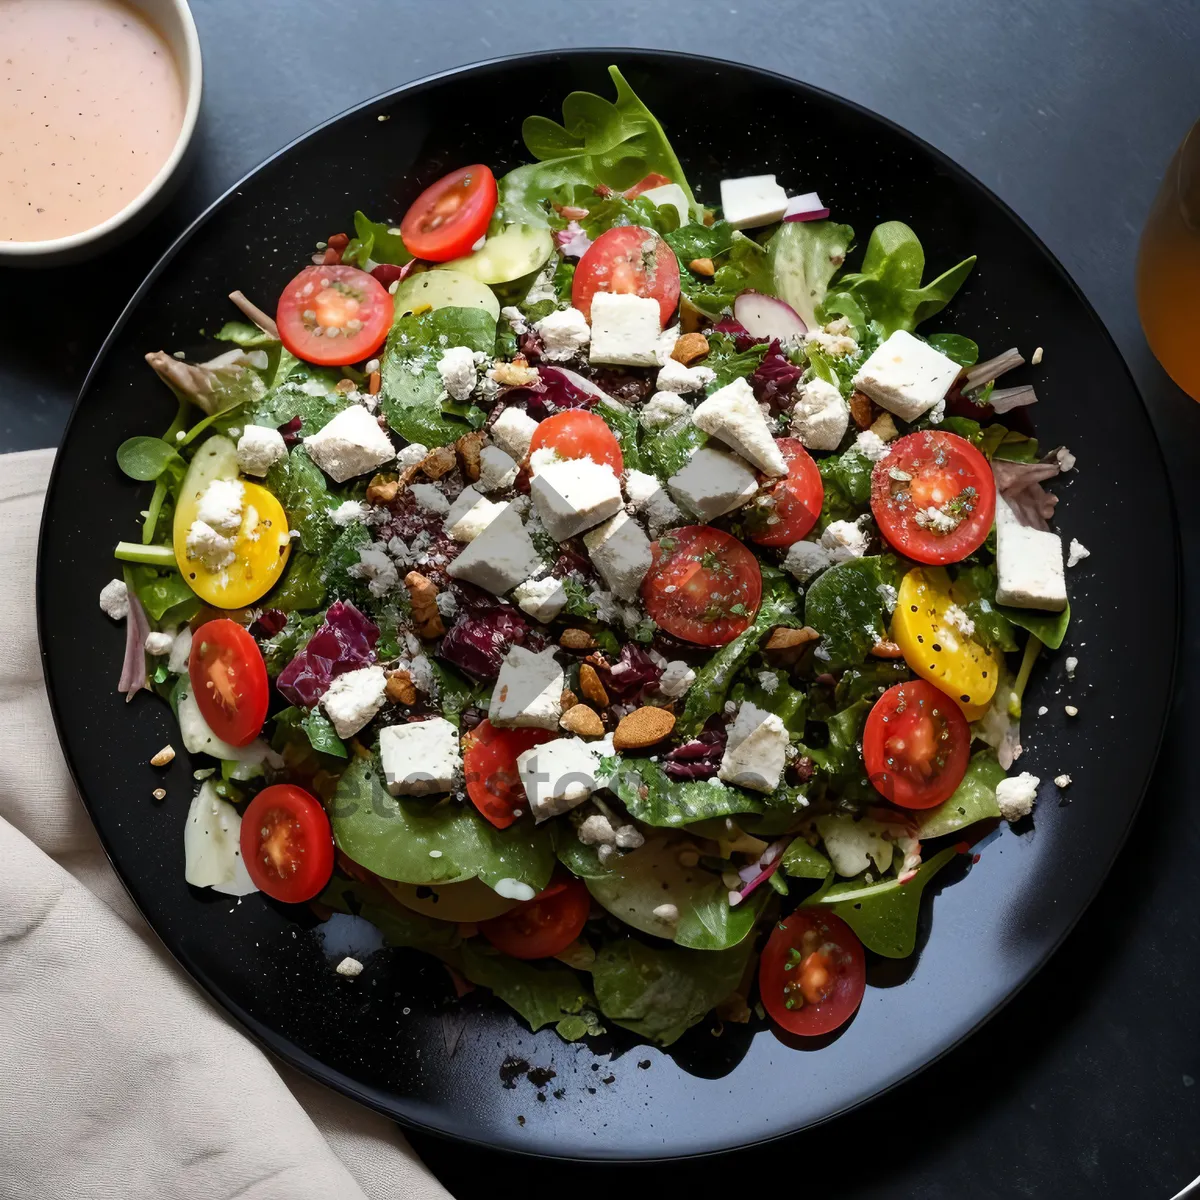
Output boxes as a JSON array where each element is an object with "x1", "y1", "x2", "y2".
[
  {"x1": 765, "y1": 626, "x2": 820, "y2": 651},
  {"x1": 368, "y1": 370, "x2": 382, "y2": 395},
  {"x1": 560, "y1": 703, "x2": 605, "y2": 737},
  {"x1": 578, "y1": 663, "x2": 609, "y2": 708},
  {"x1": 849, "y1": 390, "x2": 877, "y2": 430},
  {"x1": 366, "y1": 474, "x2": 400, "y2": 505},
  {"x1": 671, "y1": 332, "x2": 711, "y2": 365},
  {"x1": 150, "y1": 745, "x2": 175, "y2": 767},
  {"x1": 420, "y1": 445, "x2": 457, "y2": 480},
  {"x1": 688, "y1": 257, "x2": 715, "y2": 277},
  {"x1": 455, "y1": 430, "x2": 485, "y2": 482},
  {"x1": 490, "y1": 361, "x2": 540, "y2": 387},
  {"x1": 869, "y1": 411, "x2": 899, "y2": 442},
  {"x1": 702, "y1": 209, "x2": 715, "y2": 226},
  {"x1": 335, "y1": 377, "x2": 357, "y2": 395},
  {"x1": 404, "y1": 571, "x2": 445, "y2": 639},
  {"x1": 559, "y1": 628, "x2": 597, "y2": 651},
  {"x1": 152, "y1": 787, "x2": 167, "y2": 801},
  {"x1": 613, "y1": 706, "x2": 676, "y2": 751},
  {"x1": 560, "y1": 688, "x2": 578, "y2": 710},
  {"x1": 870, "y1": 638, "x2": 904, "y2": 659},
  {"x1": 386, "y1": 670, "x2": 418, "y2": 706}
]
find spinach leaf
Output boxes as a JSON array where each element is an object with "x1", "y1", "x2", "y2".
[
  {"x1": 825, "y1": 221, "x2": 975, "y2": 337},
  {"x1": 950, "y1": 565, "x2": 1020, "y2": 653},
  {"x1": 503, "y1": 67, "x2": 696, "y2": 228},
  {"x1": 590, "y1": 937, "x2": 752, "y2": 1046},
  {"x1": 380, "y1": 307, "x2": 493, "y2": 446},
  {"x1": 343, "y1": 210, "x2": 413, "y2": 270},
  {"x1": 268, "y1": 552, "x2": 326, "y2": 612},
  {"x1": 918, "y1": 752, "x2": 1005, "y2": 838},
  {"x1": 116, "y1": 436, "x2": 184, "y2": 482},
  {"x1": 596, "y1": 398, "x2": 644, "y2": 472},
  {"x1": 818, "y1": 446, "x2": 874, "y2": 508},
  {"x1": 551, "y1": 819, "x2": 610, "y2": 879},
  {"x1": 607, "y1": 758, "x2": 768, "y2": 827},
  {"x1": 731, "y1": 669, "x2": 807, "y2": 734},
  {"x1": 780, "y1": 838, "x2": 833, "y2": 881},
  {"x1": 926, "y1": 332, "x2": 979, "y2": 366},
  {"x1": 804, "y1": 556, "x2": 896, "y2": 669},
  {"x1": 273, "y1": 706, "x2": 348, "y2": 759},
  {"x1": 703, "y1": 331, "x2": 768, "y2": 390},
  {"x1": 997, "y1": 601, "x2": 1071, "y2": 651},
  {"x1": 576, "y1": 193, "x2": 680, "y2": 240},
  {"x1": 429, "y1": 660, "x2": 478, "y2": 728},
  {"x1": 640, "y1": 419, "x2": 706, "y2": 479},
  {"x1": 319, "y1": 877, "x2": 462, "y2": 953},
  {"x1": 800, "y1": 698, "x2": 872, "y2": 800},
  {"x1": 260, "y1": 611, "x2": 323, "y2": 678},
  {"x1": 664, "y1": 219, "x2": 735, "y2": 265},
  {"x1": 215, "y1": 321, "x2": 279, "y2": 349},
  {"x1": 684, "y1": 232, "x2": 773, "y2": 316},
  {"x1": 321, "y1": 522, "x2": 373, "y2": 604},
  {"x1": 248, "y1": 371, "x2": 347, "y2": 437},
  {"x1": 809, "y1": 844, "x2": 961, "y2": 958},
  {"x1": 834, "y1": 659, "x2": 912, "y2": 706},
  {"x1": 265, "y1": 447, "x2": 336, "y2": 557},
  {"x1": 329, "y1": 754, "x2": 555, "y2": 891},
  {"x1": 128, "y1": 567, "x2": 198, "y2": 623},
  {"x1": 766, "y1": 218, "x2": 856, "y2": 330}
]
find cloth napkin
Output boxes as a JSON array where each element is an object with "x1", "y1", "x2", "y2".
[{"x1": 0, "y1": 448, "x2": 450, "y2": 1200}]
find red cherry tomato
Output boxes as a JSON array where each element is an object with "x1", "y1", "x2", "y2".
[
  {"x1": 761, "y1": 910, "x2": 866, "y2": 1036},
  {"x1": 622, "y1": 173, "x2": 673, "y2": 198},
  {"x1": 240, "y1": 784, "x2": 335, "y2": 903},
  {"x1": 276, "y1": 265, "x2": 393, "y2": 367},
  {"x1": 188, "y1": 619, "x2": 269, "y2": 747},
  {"x1": 572, "y1": 225, "x2": 681, "y2": 326},
  {"x1": 748, "y1": 438, "x2": 824, "y2": 547},
  {"x1": 400, "y1": 164, "x2": 497, "y2": 262},
  {"x1": 463, "y1": 720, "x2": 555, "y2": 830},
  {"x1": 862, "y1": 680, "x2": 971, "y2": 809},
  {"x1": 870, "y1": 431, "x2": 996, "y2": 565},
  {"x1": 478, "y1": 877, "x2": 591, "y2": 960},
  {"x1": 641, "y1": 525, "x2": 762, "y2": 646},
  {"x1": 527, "y1": 410, "x2": 623, "y2": 475}
]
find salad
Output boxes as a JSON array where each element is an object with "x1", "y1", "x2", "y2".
[{"x1": 102, "y1": 67, "x2": 1085, "y2": 1049}]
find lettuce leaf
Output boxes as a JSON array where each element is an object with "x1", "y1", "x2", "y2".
[
  {"x1": 272, "y1": 705, "x2": 348, "y2": 759},
  {"x1": 766, "y1": 219, "x2": 855, "y2": 330},
  {"x1": 607, "y1": 758, "x2": 769, "y2": 827},
  {"x1": 918, "y1": 751, "x2": 1005, "y2": 838},
  {"x1": 640, "y1": 419, "x2": 706, "y2": 479},
  {"x1": 703, "y1": 331, "x2": 768, "y2": 391},
  {"x1": 804, "y1": 556, "x2": 900, "y2": 669},
  {"x1": 343, "y1": 210, "x2": 412, "y2": 270},
  {"x1": 682, "y1": 231, "x2": 773, "y2": 316},
  {"x1": 319, "y1": 877, "x2": 463, "y2": 953}
]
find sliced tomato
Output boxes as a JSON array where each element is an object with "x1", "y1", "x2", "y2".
[
  {"x1": 761, "y1": 911, "x2": 866, "y2": 1036},
  {"x1": 747, "y1": 438, "x2": 824, "y2": 547},
  {"x1": 622, "y1": 173, "x2": 672, "y2": 198},
  {"x1": 463, "y1": 720, "x2": 555, "y2": 829},
  {"x1": 862, "y1": 679, "x2": 971, "y2": 809},
  {"x1": 528, "y1": 410, "x2": 623, "y2": 475},
  {"x1": 400, "y1": 164, "x2": 497, "y2": 262},
  {"x1": 870, "y1": 431, "x2": 995, "y2": 564},
  {"x1": 478, "y1": 876, "x2": 591, "y2": 960},
  {"x1": 240, "y1": 784, "x2": 335, "y2": 903},
  {"x1": 572, "y1": 225, "x2": 680, "y2": 326},
  {"x1": 276, "y1": 265, "x2": 393, "y2": 367},
  {"x1": 641, "y1": 526, "x2": 762, "y2": 646},
  {"x1": 188, "y1": 619, "x2": 268, "y2": 747}
]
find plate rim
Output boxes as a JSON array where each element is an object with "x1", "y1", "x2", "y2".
[{"x1": 35, "y1": 46, "x2": 1182, "y2": 1162}]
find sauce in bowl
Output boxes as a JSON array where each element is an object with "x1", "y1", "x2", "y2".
[{"x1": 0, "y1": 0, "x2": 185, "y2": 243}]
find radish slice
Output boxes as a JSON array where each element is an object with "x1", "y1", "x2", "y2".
[
  {"x1": 783, "y1": 192, "x2": 830, "y2": 222},
  {"x1": 733, "y1": 291, "x2": 808, "y2": 341}
]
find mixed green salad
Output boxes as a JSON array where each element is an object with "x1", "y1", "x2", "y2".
[{"x1": 103, "y1": 67, "x2": 1085, "y2": 1048}]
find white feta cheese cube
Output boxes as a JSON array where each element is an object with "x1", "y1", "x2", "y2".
[
  {"x1": 783, "y1": 539, "x2": 836, "y2": 583},
  {"x1": 656, "y1": 357, "x2": 715, "y2": 394},
  {"x1": 656, "y1": 660, "x2": 696, "y2": 699},
  {"x1": 821, "y1": 519, "x2": 869, "y2": 561},
  {"x1": 534, "y1": 307, "x2": 591, "y2": 362},
  {"x1": 719, "y1": 174, "x2": 789, "y2": 229},
  {"x1": 380, "y1": 717, "x2": 461, "y2": 796},
  {"x1": 691, "y1": 376, "x2": 786, "y2": 476},
  {"x1": 639, "y1": 182, "x2": 691, "y2": 226},
  {"x1": 530, "y1": 457, "x2": 623, "y2": 541},
  {"x1": 589, "y1": 292, "x2": 662, "y2": 367},
  {"x1": 478, "y1": 445, "x2": 519, "y2": 493},
  {"x1": 444, "y1": 485, "x2": 483, "y2": 530},
  {"x1": 488, "y1": 645, "x2": 564, "y2": 730},
  {"x1": 447, "y1": 494, "x2": 504, "y2": 543},
  {"x1": 490, "y1": 407, "x2": 540, "y2": 461},
  {"x1": 99, "y1": 578, "x2": 129, "y2": 621},
  {"x1": 446, "y1": 502, "x2": 543, "y2": 595},
  {"x1": 512, "y1": 574, "x2": 569, "y2": 623},
  {"x1": 995, "y1": 772, "x2": 1040, "y2": 822},
  {"x1": 668, "y1": 445, "x2": 759, "y2": 520},
  {"x1": 436, "y1": 346, "x2": 478, "y2": 402},
  {"x1": 196, "y1": 478, "x2": 245, "y2": 535},
  {"x1": 236, "y1": 425, "x2": 288, "y2": 477},
  {"x1": 321, "y1": 665, "x2": 388, "y2": 738},
  {"x1": 624, "y1": 468, "x2": 686, "y2": 538},
  {"x1": 582, "y1": 510, "x2": 652, "y2": 601},
  {"x1": 853, "y1": 330, "x2": 961, "y2": 421},
  {"x1": 408, "y1": 483, "x2": 449, "y2": 517},
  {"x1": 640, "y1": 391, "x2": 691, "y2": 429},
  {"x1": 397, "y1": 441, "x2": 429, "y2": 468},
  {"x1": 719, "y1": 702, "x2": 789, "y2": 792},
  {"x1": 517, "y1": 734, "x2": 614, "y2": 821},
  {"x1": 791, "y1": 376, "x2": 849, "y2": 452},
  {"x1": 996, "y1": 521, "x2": 1067, "y2": 611},
  {"x1": 304, "y1": 405, "x2": 395, "y2": 482}
]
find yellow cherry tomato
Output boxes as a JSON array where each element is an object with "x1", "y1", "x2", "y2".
[
  {"x1": 380, "y1": 878, "x2": 518, "y2": 923},
  {"x1": 891, "y1": 566, "x2": 999, "y2": 720},
  {"x1": 174, "y1": 480, "x2": 291, "y2": 609}
]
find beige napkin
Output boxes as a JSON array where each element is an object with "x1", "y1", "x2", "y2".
[{"x1": 0, "y1": 448, "x2": 450, "y2": 1200}]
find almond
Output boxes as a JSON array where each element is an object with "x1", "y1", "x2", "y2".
[
  {"x1": 456, "y1": 431, "x2": 485, "y2": 482},
  {"x1": 578, "y1": 663, "x2": 609, "y2": 707},
  {"x1": 687, "y1": 257, "x2": 715, "y2": 277},
  {"x1": 420, "y1": 445, "x2": 457, "y2": 479},
  {"x1": 671, "y1": 332, "x2": 710, "y2": 365},
  {"x1": 848, "y1": 390, "x2": 878, "y2": 431},
  {"x1": 559, "y1": 628, "x2": 596, "y2": 651},
  {"x1": 613, "y1": 706, "x2": 676, "y2": 751},
  {"x1": 150, "y1": 744, "x2": 175, "y2": 768},
  {"x1": 765, "y1": 626, "x2": 820, "y2": 651},
  {"x1": 560, "y1": 688, "x2": 578, "y2": 710},
  {"x1": 366, "y1": 474, "x2": 399, "y2": 505},
  {"x1": 560, "y1": 704, "x2": 604, "y2": 737},
  {"x1": 386, "y1": 670, "x2": 417, "y2": 706}
]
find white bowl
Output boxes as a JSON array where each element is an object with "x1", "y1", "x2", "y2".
[{"x1": 0, "y1": 0, "x2": 202, "y2": 266}]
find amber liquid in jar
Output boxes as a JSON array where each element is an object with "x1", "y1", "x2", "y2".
[{"x1": 1136, "y1": 121, "x2": 1200, "y2": 400}]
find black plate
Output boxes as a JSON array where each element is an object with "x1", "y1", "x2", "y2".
[{"x1": 38, "y1": 50, "x2": 1177, "y2": 1160}]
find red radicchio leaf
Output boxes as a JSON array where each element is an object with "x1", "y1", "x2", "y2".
[
  {"x1": 118, "y1": 590, "x2": 151, "y2": 701},
  {"x1": 749, "y1": 339, "x2": 804, "y2": 414},
  {"x1": 371, "y1": 260, "x2": 417, "y2": 289},
  {"x1": 734, "y1": 838, "x2": 793, "y2": 905},
  {"x1": 440, "y1": 605, "x2": 536, "y2": 681},
  {"x1": 249, "y1": 609, "x2": 287, "y2": 639},
  {"x1": 277, "y1": 600, "x2": 380, "y2": 707},
  {"x1": 663, "y1": 728, "x2": 726, "y2": 780},
  {"x1": 598, "y1": 644, "x2": 662, "y2": 699},
  {"x1": 278, "y1": 414, "x2": 303, "y2": 446}
]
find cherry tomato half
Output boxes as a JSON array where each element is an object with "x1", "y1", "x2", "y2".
[
  {"x1": 478, "y1": 876, "x2": 591, "y2": 960},
  {"x1": 622, "y1": 173, "x2": 673, "y2": 198},
  {"x1": 870, "y1": 431, "x2": 996, "y2": 565},
  {"x1": 572, "y1": 225, "x2": 681, "y2": 326},
  {"x1": 463, "y1": 719, "x2": 555, "y2": 830},
  {"x1": 862, "y1": 679, "x2": 971, "y2": 809},
  {"x1": 400, "y1": 164, "x2": 497, "y2": 262},
  {"x1": 761, "y1": 910, "x2": 866, "y2": 1036},
  {"x1": 641, "y1": 525, "x2": 762, "y2": 646},
  {"x1": 276, "y1": 264, "x2": 393, "y2": 367},
  {"x1": 188, "y1": 619, "x2": 269, "y2": 747},
  {"x1": 240, "y1": 784, "x2": 335, "y2": 903},
  {"x1": 528, "y1": 410, "x2": 623, "y2": 475},
  {"x1": 747, "y1": 438, "x2": 824, "y2": 547}
]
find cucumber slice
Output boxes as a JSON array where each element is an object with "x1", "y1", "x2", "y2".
[
  {"x1": 380, "y1": 877, "x2": 517, "y2": 922},
  {"x1": 437, "y1": 224, "x2": 554, "y2": 285},
  {"x1": 392, "y1": 269, "x2": 501, "y2": 321},
  {"x1": 172, "y1": 434, "x2": 239, "y2": 557}
]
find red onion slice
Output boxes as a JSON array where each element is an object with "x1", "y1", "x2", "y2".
[
  {"x1": 118, "y1": 590, "x2": 150, "y2": 702},
  {"x1": 732, "y1": 837, "x2": 793, "y2": 905},
  {"x1": 988, "y1": 384, "x2": 1039, "y2": 414},
  {"x1": 733, "y1": 291, "x2": 808, "y2": 341},
  {"x1": 783, "y1": 192, "x2": 830, "y2": 222}
]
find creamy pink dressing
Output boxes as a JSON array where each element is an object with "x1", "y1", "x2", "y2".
[{"x1": 0, "y1": 0, "x2": 184, "y2": 242}]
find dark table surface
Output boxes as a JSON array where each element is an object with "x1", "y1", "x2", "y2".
[{"x1": 7, "y1": 2, "x2": 1199, "y2": 1196}]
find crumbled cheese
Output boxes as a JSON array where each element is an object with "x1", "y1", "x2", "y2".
[
  {"x1": 943, "y1": 603, "x2": 976, "y2": 638},
  {"x1": 668, "y1": 445, "x2": 759, "y2": 521},
  {"x1": 1067, "y1": 538, "x2": 1091, "y2": 568},
  {"x1": 656, "y1": 357, "x2": 715, "y2": 394},
  {"x1": 144, "y1": 631, "x2": 175, "y2": 657},
  {"x1": 623, "y1": 468, "x2": 686, "y2": 538},
  {"x1": 478, "y1": 445, "x2": 520, "y2": 493},
  {"x1": 436, "y1": 346, "x2": 478, "y2": 402},
  {"x1": 995, "y1": 772, "x2": 1040, "y2": 822},
  {"x1": 719, "y1": 702, "x2": 789, "y2": 793},
  {"x1": 196, "y1": 478, "x2": 245, "y2": 535},
  {"x1": 397, "y1": 442, "x2": 429, "y2": 468},
  {"x1": 820, "y1": 519, "x2": 869, "y2": 561},
  {"x1": 805, "y1": 318, "x2": 859, "y2": 357},
  {"x1": 410, "y1": 483, "x2": 450, "y2": 516},
  {"x1": 783, "y1": 539, "x2": 836, "y2": 583},
  {"x1": 1037, "y1": 705, "x2": 1049, "y2": 716},
  {"x1": 614, "y1": 825, "x2": 644, "y2": 849},
  {"x1": 657, "y1": 661, "x2": 696, "y2": 699},
  {"x1": 582, "y1": 510, "x2": 652, "y2": 601},
  {"x1": 854, "y1": 429, "x2": 889, "y2": 462},
  {"x1": 1055, "y1": 446, "x2": 1076, "y2": 473},
  {"x1": 652, "y1": 903, "x2": 679, "y2": 923},
  {"x1": 578, "y1": 814, "x2": 617, "y2": 846},
  {"x1": 446, "y1": 502, "x2": 543, "y2": 595},
  {"x1": 99, "y1": 578, "x2": 129, "y2": 621},
  {"x1": 757, "y1": 670, "x2": 779, "y2": 694},
  {"x1": 640, "y1": 391, "x2": 692, "y2": 429},
  {"x1": 335, "y1": 956, "x2": 364, "y2": 978},
  {"x1": 330, "y1": 499, "x2": 370, "y2": 526},
  {"x1": 236, "y1": 425, "x2": 288, "y2": 476},
  {"x1": 530, "y1": 457, "x2": 624, "y2": 541},
  {"x1": 490, "y1": 407, "x2": 539, "y2": 461},
  {"x1": 512, "y1": 575, "x2": 568, "y2": 623},
  {"x1": 185, "y1": 521, "x2": 237, "y2": 571},
  {"x1": 535, "y1": 307, "x2": 591, "y2": 361},
  {"x1": 791, "y1": 376, "x2": 850, "y2": 451},
  {"x1": 349, "y1": 545, "x2": 399, "y2": 597},
  {"x1": 500, "y1": 305, "x2": 528, "y2": 335},
  {"x1": 321, "y1": 665, "x2": 388, "y2": 737},
  {"x1": 1054, "y1": 774, "x2": 1072, "y2": 789}
]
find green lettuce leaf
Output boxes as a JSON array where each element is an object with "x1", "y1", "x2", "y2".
[
  {"x1": 818, "y1": 446, "x2": 874, "y2": 510},
  {"x1": 683, "y1": 231, "x2": 773, "y2": 316},
  {"x1": 248, "y1": 371, "x2": 347, "y2": 438},
  {"x1": 273, "y1": 705, "x2": 348, "y2": 759},
  {"x1": 319, "y1": 876, "x2": 463, "y2": 953},
  {"x1": 595, "y1": 398, "x2": 645, "y2": 472},
  {"x1": 926, "y1": 332, "x2": 979, "y2": 366},
  {"x1": 703, "y1": 330, "x2": 769, "y2": 390},
  {"x1": 804, "y1": 556, "x2": 899, "y2": 669},
  {"x1": 343, "y1": 210, "x2": 413, "y2": 270},
  {"x1": 731, "y1": 668, "x2": 807, "y2": 734},
  {"x1": 663, "y1": 219, "x2": 735, "y2": 266},
  {"x1": 607, "y1": 758, "x2": 768, "y2": 827},
  {"x1": 997, "y1": 601, "x2": 1071, "y2": 651},
  {"x1": 780, "y1": 838, "x2": 833, "y2": 881},
  {"x1": 264, "y1": 447, "x2": 336, "y2": 557},
  {"x1": 573, "y1": 192, "x2": 680, "y2": 240},
  {"x1": 918, "y1": 751, "x2": 1005, "y2": 838},
  {"x1": 767, "y1": 219, "x2": 856, "y2": 330},
  {"x1": 215, "y1": 321, "x2": 279, "y2": 349},
  {"x1": 128, "y1": 566, "x2": 198, "y2": 623},
  {"x1": 640, "y1": 418, "x2": 707, "y2": 479}
]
